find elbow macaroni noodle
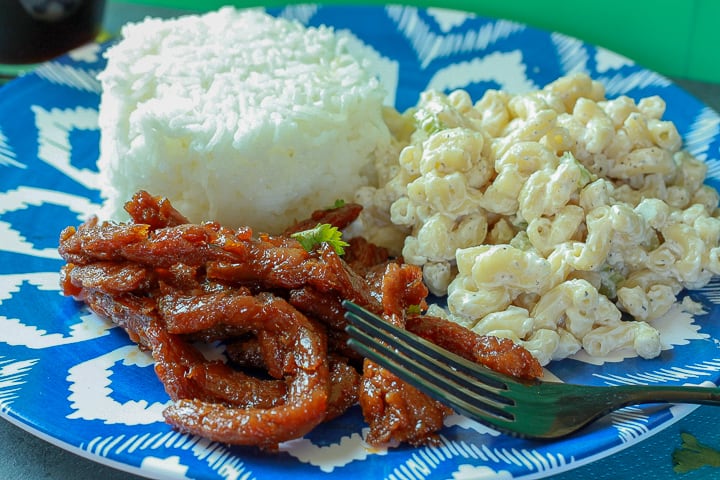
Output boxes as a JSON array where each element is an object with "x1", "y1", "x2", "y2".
[{"x1": 357, "y1": 73, "x2": 720, "y2": 365}]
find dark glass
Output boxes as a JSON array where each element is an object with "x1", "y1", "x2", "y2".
[{"x1": 0, "y1": 0, "x2": 106, "y2": 64}]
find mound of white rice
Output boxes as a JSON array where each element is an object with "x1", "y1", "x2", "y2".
[{"x1": 97, "y1": 7, "x2": 391, "y2": 233}]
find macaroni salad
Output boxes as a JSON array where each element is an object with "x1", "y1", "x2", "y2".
[{"x1": 357, "y1": 73, "x2": 720, "y2": 365}]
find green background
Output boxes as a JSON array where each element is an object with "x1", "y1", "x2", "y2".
[{"x1": 121, "y1": 0, "x2": 720, "y2": 84}]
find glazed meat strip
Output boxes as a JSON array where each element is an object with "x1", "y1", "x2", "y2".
[
  {"x1": 342, "y1": 236, "x2": 391, "y2": 277},
  {"x1": 83, "y1": 286, "x2": 307, "y2": 413},
  {"x1": 158, "y1": 286, "x2": 357, "y2": 427},
  {"x1": 379, "y1": 261, "x2": 428, "y2": 320},
  {"x1": 288, "y1": 286, "x2": 348, "y2": 332},
  {"x1": 205, "y1": 240, "x2": 380, "y2": 309},
  {"x1": 80, "y1": 289, "x2": 217, "y2": 402},
  {"x1": 224, "y1": 336, "x2": 266, "y2": 369},
  {"x1": 59, "y1": 218, "x2": 241, "y2": 268},
  {"x1": 158, "y1": 291, "x2": 327, "y2": 380},
  {"x1": 406, "y1": 315, "x2": 544, "y2": 380},
  {"x1": 222, "y1": 336, "x2": 359, "y2": 421},
  {"x1": 162, "y1": 292, "x2": 331, "y2": 449},
  {"x1": 325, "y1": 355, "x2": 361, "y2": 421},
  {"x1": 60, "y1": 261, "x2": 154, "y2": 296},
  {"x1": 282, "y1": 201, "x2": 364, "y2": 235},
  {"x1": 360, "y1": 359, "x2": 453, "y2": 447},
  {"x1": 58, "y1": 190, "x2": 543, "y2": 450},
  {"x1": 185, "y1": 361, "x2": 287, "y2": 409},
  {"x1": 358, "y1": 261, "x2": 453, "y2": 446},
  {"x1": 123, "y1": 189, "x2": 190, "y2": 228}
]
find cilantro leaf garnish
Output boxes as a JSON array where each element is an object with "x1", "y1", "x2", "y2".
[
  {"x1": 672, "y1": 432, "x2": 720, "y2": 474},
  {"x1": 291, "y1": 223, "x2": 349, "y2": 255}
]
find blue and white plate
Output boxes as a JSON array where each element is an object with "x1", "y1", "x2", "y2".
[{"x1": 1, "y1": 5, "x2": 719, "y2": 479}]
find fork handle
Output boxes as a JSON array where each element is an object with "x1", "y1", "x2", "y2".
[{"x1": 588, "y1": 384, "x2": 720, "y2": 408}]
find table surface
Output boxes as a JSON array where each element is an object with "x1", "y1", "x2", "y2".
[{"x1": 2, "y1": 3, "x2": 720, "y2": 479}]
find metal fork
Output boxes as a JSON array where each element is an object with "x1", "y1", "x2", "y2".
[{"x1": 342, "y1": 300, "x2": 720, "y2": 439}]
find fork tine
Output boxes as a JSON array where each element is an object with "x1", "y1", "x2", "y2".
[
  {"x1": 344, "y1": 319, "x2": 511, "y2": 410},
  {"x1": 343, "y1": 303, "x2": 518, "y2": 427},
  {"x1": 343, "y1": 301, "x2": 509, "y2": 388},
  {"x1": 345, "y1": 323, "x2": 514, "y2": 427}
]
